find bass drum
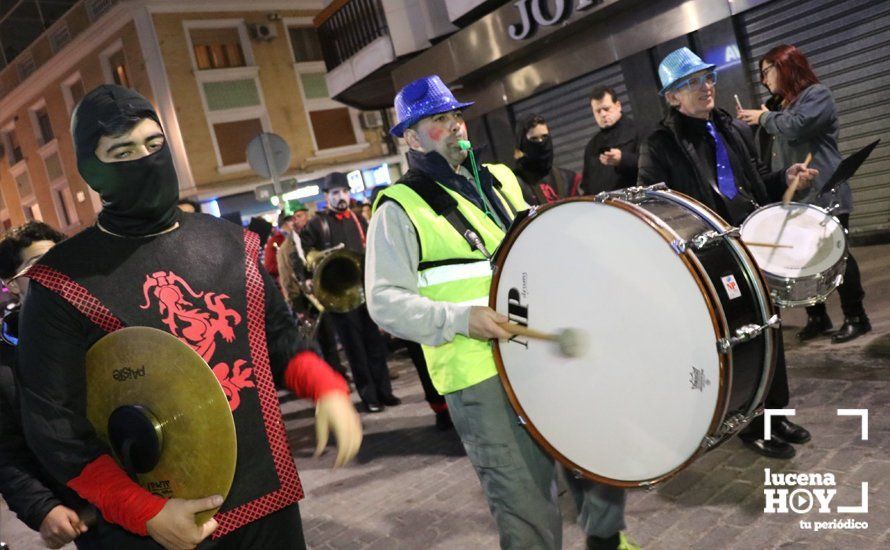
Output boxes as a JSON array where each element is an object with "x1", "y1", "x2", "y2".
[{"x1": 490, "y1": 186, "x2": 777, "y2": 487}]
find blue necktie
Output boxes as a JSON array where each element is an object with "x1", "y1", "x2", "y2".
[{"x1": 705, "y1": 121, "x2": 738, "y2": 200}]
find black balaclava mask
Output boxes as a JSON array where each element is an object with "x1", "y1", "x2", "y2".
[
  {"x1": 515, "y1": 114, "x2": 553, "y2": 177},
  {"x1": 73, "y1": 85, "x2": 179, "y2": 236}
]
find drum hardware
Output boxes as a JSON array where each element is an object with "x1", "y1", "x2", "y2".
[
  {"x1": 463, "y1": 229, "x2": 492, "y2": 258},
  {"x1": 716, "y1": 314, "x2": 780, "y2": 353},
  {"x1": 499, "y1": 323, "x2": 587, "y2": 357},
  {"x1": 699, "y1": 410, "x2": 759, "y2": 449},
  {"x1": 671, "y1": 227, "x2": 740, "y2": 254},
  {"x1": 821, "y1": 203, "x2": 841, "y2": 225}
]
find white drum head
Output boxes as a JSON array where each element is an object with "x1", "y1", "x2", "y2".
[
  {"x1": 740, "y1": 203, "x2": 845, "y2": 278},
  {"x1": 494, "y1": 201, "x2": 721, "y2": 484}
]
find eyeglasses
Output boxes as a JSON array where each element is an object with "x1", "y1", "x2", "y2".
[
  {"x1": 760, "y1": 64, "x2": 775, "y2": 78},
  {"x1": 527, "y1": 134, "x2": 550, "y2": 143},
  {"x1": 672, "y1": 71, "x2": 717, "y2": 92}
]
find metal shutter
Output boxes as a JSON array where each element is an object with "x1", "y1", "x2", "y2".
[
  {"x1": 511, "y1": 63, "x2": 629, "y2": 174},
  {"x1": 739, "y1": 0, "x2": 890, "y2": 236}
]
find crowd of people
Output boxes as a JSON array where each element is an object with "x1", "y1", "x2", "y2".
[{"x1": 0, "y1": 42, "x2": 872, "y2": 550}]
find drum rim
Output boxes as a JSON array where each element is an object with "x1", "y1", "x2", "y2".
[{"x1": 489, "y1": 195, "x2": 730, "y2": 488}]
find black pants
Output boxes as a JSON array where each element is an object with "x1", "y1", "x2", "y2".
[
  {"x1": 403, "y1": 340, "x2": 446, "y2": 410},
  {"x1": 806, "y1": 214, "x2": 866, "y2": 319},
  {"x1": 83, "y1": 502, "x2": 306, "y2": 549},
  {"x1": 316, "y1": 314, "x2": 347, "y2": 379},
  {"x1": 329, "y1": 304, "x2": 392, "y2": 405},
  {"x1": 744, "y1": 321, "x2": 791, "y2": 435}
]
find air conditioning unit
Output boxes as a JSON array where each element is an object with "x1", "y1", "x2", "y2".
[
  {"x1": 248, "y1": 23, "x2": 277, "y2": 41},
  {"x1": 360, "y1": 111, "x2": 384, "y2": 129}
]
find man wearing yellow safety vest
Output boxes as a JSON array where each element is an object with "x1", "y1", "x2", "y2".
[{"x1": 365, "y1": 76, "x2": 637, "y2": 550}]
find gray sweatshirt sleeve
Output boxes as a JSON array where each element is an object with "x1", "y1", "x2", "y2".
[{"x1": 365, "y1": 201, "x2": 472, "y2": 346}]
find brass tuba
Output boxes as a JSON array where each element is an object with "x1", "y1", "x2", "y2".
[{"x1": 305, "y1": 244, "x2": 365, "y2": 313}]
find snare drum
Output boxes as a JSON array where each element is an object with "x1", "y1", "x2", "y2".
[
  {"x1": 740, "y1": 202, "x2": 847, "y2": 308},
  {"x1": 490, "y1": 186, "x2": 777, "y2": 487}
]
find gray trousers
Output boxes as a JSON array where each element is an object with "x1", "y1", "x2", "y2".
[{"x1": 445, "y1": 376, "x2": 626, "y2": 549}]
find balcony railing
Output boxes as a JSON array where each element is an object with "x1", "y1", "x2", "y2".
[{"x1": 314, "y1": 0, "x2": 388, "y2": 72}]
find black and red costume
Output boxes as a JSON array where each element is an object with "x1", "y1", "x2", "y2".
[{"x1": 16, "y1": 85, "x2": 346, "y2": 548}]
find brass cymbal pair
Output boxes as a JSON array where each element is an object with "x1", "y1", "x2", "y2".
[{"x1": 86, "y1": 327, "x2": 237, "y2": 525}]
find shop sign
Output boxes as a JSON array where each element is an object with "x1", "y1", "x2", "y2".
[{"x1": 508, "y1": 0, "x2": 605, "y2": 41}]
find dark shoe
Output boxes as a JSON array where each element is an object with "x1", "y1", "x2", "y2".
[
  {"x1": 798, "y1": 314, "x2": 833, "y2": 340},
  {"x1": 739, "y1": 432, "x2": 796, "y2": 459},
  {"x1": 435, "y1": 410, "x2": 453, "y2": 431},
  {"x1": 380, "y1": 394, "x2": 402, "y2": 406},
  {"x1": 831, "y1": 316, "x2": 871, "y2": 344},
  {"x1": 772, "y1": 416, "x2": 811, "y2": 444},
  {"x1": 363, "y1": 402, "x2": 384, "y2": 413}
]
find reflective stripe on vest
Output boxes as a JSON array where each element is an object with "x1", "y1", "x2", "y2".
[{"x1": 375, "y1": 164, "x2": 527, "y2": 394}]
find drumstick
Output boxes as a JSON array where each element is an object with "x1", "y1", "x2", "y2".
[
  {"x1": 743, "y1": 241, "x2": 793, "y2": 249},
  {"x1": 782, "y1": 152, "x2": 813, "y2": 205},
  {"x1": 499, "y1": 323, "x2": 588, "y2": 358}
]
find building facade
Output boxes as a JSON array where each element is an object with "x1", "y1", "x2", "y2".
[{"x1": 0, "y1": 0, "x2": 397, "y2": 232}]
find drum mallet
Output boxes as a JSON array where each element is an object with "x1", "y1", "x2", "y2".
[
  {"x1": 782, "y1": 152, "x2": 813, "y2": 205},
  {"x1": 499, "y1": 323, "x2": 588, "y2": 358}
]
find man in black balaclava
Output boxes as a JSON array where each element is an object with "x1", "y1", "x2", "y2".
[
  {"x1": 512, "y1": 113, "x2": 582, "y2": 205},
  {"x1": 16, "y1": 84, "x2": 362, "y2": 550}
]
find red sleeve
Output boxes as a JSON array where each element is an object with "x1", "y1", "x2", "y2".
[
  {"x1": 283, "y1": 351, "x2": 349, "y2": 403},
  {"x1": 570, "y1": 172, "x2": 583, "y2": 197},
  {"x1": 67, "y1": 454, "x2": 167, "y2": 536},
  {"x1": 263, "y1": 233, "x2": 283, "y2": 277}
]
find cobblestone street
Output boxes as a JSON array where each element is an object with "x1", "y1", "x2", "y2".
[{"x1": 3, "y1": 244, "x2": 889, "y2": 549}]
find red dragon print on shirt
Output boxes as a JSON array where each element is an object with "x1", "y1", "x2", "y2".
[{"x1": 140, "y1": 271, "x2": 254, "y2": 411}]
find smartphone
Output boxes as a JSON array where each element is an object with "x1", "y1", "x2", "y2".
[{"x1": 734, "y1": 94, "x2": 743, "y2": 110}]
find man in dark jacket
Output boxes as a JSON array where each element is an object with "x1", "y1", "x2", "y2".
[
  {"x1": 0, "y1": 222, "x2": 98, "y2": 549},
  {"x1": 638, "y1": 47, "x2": 817, "y2": 459},
  {"x1": 581, "y1": 86, "x2": 640, "y2": 194},
  {"x1": 513, "y1": 113, "x2": 582, "y2": 205},
  {"x1": 301, "y1": 173, "x2": 400, "y2": 413}
]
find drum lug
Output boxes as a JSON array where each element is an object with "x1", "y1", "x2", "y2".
[
  {"x1": 690, "y1": 227, "x2": 740, "y2": 251},
  {"x1": 516, "y1": 415, "x2": 527, "y2": 426},
  {"x1": 833, "y1": 274, "x2": 844, "y2": 287},
  {"x1": 527, "y1": 205, "x2": 539, "y2": 218},
  {"x1": 670, "y1": 239, "x2": 687, "y2": 254},
  {"x1": 717, "y1": 315, "x2": 781, "y2": 353}
]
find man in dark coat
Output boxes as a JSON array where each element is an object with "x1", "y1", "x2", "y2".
[
  {"x1": 638, "y1": 47, "x2": 817, "y2": 459},
  {"x1": 581, "y1": 86, "x2": 640, "y2": 194},
  {"x1": 301, "y1": 172, "x2": 400, "y2": 413}
]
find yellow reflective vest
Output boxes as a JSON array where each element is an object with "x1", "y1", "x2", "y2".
[{"x1": 373, "y1": 164, "x2": 527, "y2": 394}]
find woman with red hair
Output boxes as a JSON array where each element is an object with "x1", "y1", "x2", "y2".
[{"x1": 738, "y1": 44, "x2": 870, "y2": 344}]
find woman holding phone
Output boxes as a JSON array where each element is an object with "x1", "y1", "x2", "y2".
[{"x1": 737, "y1": 44, "x2": 870, "y2": 344}]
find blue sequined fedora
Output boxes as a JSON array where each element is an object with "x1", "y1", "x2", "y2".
[
  {"x1": 657, "y1": 47, "x2": 716, "y2": 96},
  {"x1": 391, "y1": 75, "x2": 474, "y2": 137}
]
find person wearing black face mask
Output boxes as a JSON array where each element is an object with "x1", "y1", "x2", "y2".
[
  {"x1": 512, "y1": 113, "x2": 582, "y2": 205},
  {"x1": 15, "y1": 85, "x2": 362, "y2": 550}
]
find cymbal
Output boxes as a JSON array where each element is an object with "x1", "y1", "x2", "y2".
[{"x1": 85, "y1": 327, "x2": 237, "y2": 525}]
